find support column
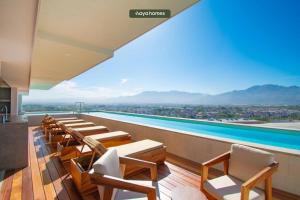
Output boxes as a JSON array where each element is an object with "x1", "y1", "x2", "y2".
[{"x1": 10, "y1": 87, "x2": 18, "y2": 115}]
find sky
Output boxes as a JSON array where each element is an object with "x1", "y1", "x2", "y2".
[{"x1": 24, "y1": 0, "x2": 300, "y2": 103}]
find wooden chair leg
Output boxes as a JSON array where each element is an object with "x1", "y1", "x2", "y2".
[
  {"x1": 265, "y1": 176, "x2": 272, "y2": 200},
  {"x1": 241, "y1": 186, "x2": 249, "y2": 200},
  {"x1": 224, "y1": 159, "x2": 229, "y2": 175},
  {"x1": 103, "y1": 186, "x2": 114, "y2": 200},
  {"x1": 200, "y1": 165, "x2": 209, "y2": 191},
  {"x1": 87, "y1": 151, "x2": 96, "y2": 170},
  {"x1": 150, "y1": 166, "x2": 158, "y2": 181},
  {"x1": 147, "y1": 189, "x2": 157, "y2": 200}
]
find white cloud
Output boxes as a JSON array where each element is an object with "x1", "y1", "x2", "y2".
[
  {"x1": 120, "y1": 78, "x2": 128, "y2": 85},
  {"x1": 23, "y1": 80, "x2": 141, "y2": 104}
]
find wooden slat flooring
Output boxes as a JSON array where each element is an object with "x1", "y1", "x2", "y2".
[{"x1": 0, "y1": 126, "x2": 299, "y2": 200}]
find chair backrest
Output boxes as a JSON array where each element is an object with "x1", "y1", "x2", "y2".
[
  {"x1": 83, "y1": 136, "x2": 107, "y2": 155},
  {"x1": 229, "y1": 144, "x2": 275, "y2": 182},
  {"x1": 56, "y1": 121, "x2": 64, "y2": 129},
  {"x1": 63, "y1": 127, "x2": 72, "y2": 134},
  {"x1": 93, "y1": 148, "x2": 121, "y2": 200},
  {"x1": 71, "y1": 129, "x2": 85, "y2": 141},
  {"x1": 61, "y1": 123, "x2": 68, "y2": 131}
]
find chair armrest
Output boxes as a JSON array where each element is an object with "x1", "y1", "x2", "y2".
[
  {"x1": 242, "y1": 162, "x2": 279, "y2": 190},
  {"x1": 119, "y1": 156, "x2": 158, "y2": 181},
  {"x1": 202, "y1": 152, "x2": 231, "y2": 167},
  {"x1": 89, "y1": 172, "x2": 157, "y2": 200},
  {"x1": 201, "y1": 152, "x2": 231, "y2": 190}
]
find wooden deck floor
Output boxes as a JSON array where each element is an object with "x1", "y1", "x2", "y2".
[{"x1": 0, "y1": 127, "x2": 299, "y2": 200}]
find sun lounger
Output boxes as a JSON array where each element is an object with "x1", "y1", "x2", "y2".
[
  {"x1": 84, "y1": 137, "x2": 166, "y2": 173},
  {"x1": 54, "y1": 117, "x2": 78, "y2": 121},
  {"x1": 57, "y1": 119, "x2": 85, "y2": 124},
  {"x1": 55, "y1": 125, "x2": 110, "y2": 143},
  {"x1": 45, "y1": 119, "x2": 85, "y2": 138},
  {"x1": 58, "y1": 131, "x2": 132, "y2": 161},
  {"x1": 69, "y1": 137, "x2": 166, "y2": 195},
  {"x1": 57, "y1": 125, "x2": 110, "y2": 158},
  {"x1": 42, "y1": 116, "x2": 77, "y2": 126},
  {"x1": 56, "y1": 117, "x2": 77, "y2": 120},
  {"x1": 41, "y1": 116, "x2": 77, "y2": 133},
  {"x1": 63, "y1": 122, "x2": 95, "y2": 128},
  {"x1": 71, "y1": 125, "x2": 110, "y2": 134},
  {"x1": 57, "y1": 125, "x2": 131, "y2": 161},
  {"x1": 49, "y1": 122, "x2": 96, "y2": 144}
]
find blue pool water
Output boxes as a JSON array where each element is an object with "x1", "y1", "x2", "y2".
[{"x1": 87, "y1": 111, "x2": 300, "y2": 151}]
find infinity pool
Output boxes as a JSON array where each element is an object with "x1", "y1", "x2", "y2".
[{"x1": 87, "y1": 111, "x2": 300, "y2": 151}]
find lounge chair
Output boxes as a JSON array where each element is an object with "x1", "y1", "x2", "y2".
[
  {"x1": 57, "y1": 119, "x2": 85, "y2": 124},
  {"x1": 44, "y1": 119, "x2": 85, "y2": 139},
  {"x1": 201, "y1": 144, "x2": 279, "y2": 200},
  {"x1": 41, "y1": 115, "x2": 78, "y2": 127},
  {"x1": 49, "y1": 121, "x2": 96, "y2": 144},
  {"x1": 63, "y1": 122, "x2": 95, "y2": 128},
  {"x1": 41, "y1": 116, "x2": 77, "y2": 133},
  {"x1": 85, "y1": 137, "x2": 166, "y2": 175},
  {"x1": 57, "y1": 129, "x2": 131, "y2": 161},
  {"x1": 89, "y1": 148, "x2": 159, "y2": 200},
  {"x1": 69, "y1": 137, "x2": 166, "y2": 195},
  {"x1": 54, "y1": 117, "x2": 78, "y2": 120}
]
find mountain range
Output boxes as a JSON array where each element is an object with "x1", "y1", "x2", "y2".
[{"x1": 105, "y1": 85, "x2": 300, "y2": 105}]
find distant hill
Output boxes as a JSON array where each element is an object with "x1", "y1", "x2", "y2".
[
  {"x1": 107, "y1": 91, "x2": 206, "y2": 104},
  {"x1": 105, "y1": 85, "x2": 300, "y2": 105}
]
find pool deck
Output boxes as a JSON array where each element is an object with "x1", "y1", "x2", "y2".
[
  {"x1": 0, "y1": 127, "x2": 202, "y2": 200},
  {"x1": 1, "y1": 126, "x2": 299, "y2": 200}
]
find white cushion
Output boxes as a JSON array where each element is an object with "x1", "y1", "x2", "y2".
[
  {"x1": 93, "y1": 148, "x2": 121, "y2": 178},
  {"x1": 93, "y1": 149, "x2": 122, "y2": 200},
  {"x1": 229, "y1": 144, "x2": 274, "y2": 183},
  {"x1": 204, "y1": 175, "x2": 264, "y2": 200},
  {"x1": 113, "y1": 139, "x2": 164, "y2": 157}
]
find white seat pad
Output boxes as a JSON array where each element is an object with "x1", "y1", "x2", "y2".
[
  {"x1": 204, "y1": 175, "x2": 264, "y2": 200},
  {"x1": 113, "y1": 139, "x2": 164, "y2": 157},
  {"x1": 72, "y1": 125, "x2": 107, "y2": 132},
  {"x1": 55, "y1": 117, "x2": 77, "y2": 121},
  {"x1": 59, "y1": 119, "x2": 85, "y2": 124},
  {"x1": 64, "y1": 122, "x2": 95, "y2": 127},
  {"x1": 88, "y1": 131, "x2": 130, "y2": 141}
]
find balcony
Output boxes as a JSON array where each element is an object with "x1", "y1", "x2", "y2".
[
  {"x1": 1, "y1": 113, "x2": 299, "y2": 200},
  {"x1": 1, "y1": 1, "x2": 299, "y2": 199}
]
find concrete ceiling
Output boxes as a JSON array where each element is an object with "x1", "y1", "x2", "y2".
[
  {"x1": 0, "y1": 0, "x2": 37, "y2": 92},
  {"x1": 30, "y1": 0, "x2": 199, "y2": 89},
  {"x1": 1, "y1": 0, "x2": 199, "y2": 91}
]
